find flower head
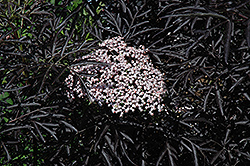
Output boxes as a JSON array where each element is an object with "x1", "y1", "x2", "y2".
[{"x1": 65, "y1": 36, "x2": 167, "y2": 116}]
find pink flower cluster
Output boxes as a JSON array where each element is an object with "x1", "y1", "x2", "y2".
[{"x1": 65, "y1": 36, "x2": 167, "y2": 116}]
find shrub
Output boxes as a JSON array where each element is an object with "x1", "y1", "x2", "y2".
[{"x1": 1, "y1": 0, "x2": 250, "y2": 165}]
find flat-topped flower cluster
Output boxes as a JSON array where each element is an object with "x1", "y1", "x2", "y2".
[{"x1": 65, "y1": 36, "x2": 167, "y2": 116}]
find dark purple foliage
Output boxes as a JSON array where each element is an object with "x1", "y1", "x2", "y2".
[{"x1": 0, "y1": 0, "x2": 250, "y2": 165}]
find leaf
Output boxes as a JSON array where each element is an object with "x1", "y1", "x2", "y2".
[
  {"x1": 192, "y1": 143, "x2": 198, "y2": 166},
  {"x1": 235, "y1": 121, "x2": 250, "y2": 126},
  {"x1": 35, "y1": 121, "x2": 58, "y2": 141},
  {"x1": 49, "y1": 145, "x2": 63, "y2": 162},
  {"x1": 52, "y1": 114, "x2": 65, "y2": 118},
  {"x1": 173, "y1": 19, "x2": 190, "y2": 33},
  {"x1": 211, "y1": 149, "x2": 224, "y2": 165},
  {"x1": 1, "y1": 84, "x2": 30, "y2": 92},
  {"x1": 239, "y1": 137, "x2": 250, "y2": 143},
  {"x1": 137, "y1": 9, "x2": 151, "y2": 18},
  {"x1": 182, "y1": 137, "x2": 198, "y2": 166},
  {"x1": 30, "y1": 10, "x2": 53, "y2": 16},
  {"x1": 104, "y1": 135, "x2": 115, "y2": 152},
  {"x1": 151, "y1": 53, "x2": 162, "y2": 63},
  {"x1": 130, "y1": 28, "x2": 160, "y2": 38},
  {"x1": 122, "y1": 17, "x2": 130, "y2": 28},
  {"x1": 120, "y1": 140, "x2": 137, "y2": 165},
  {"x1": 119, "y1": 0, "x2": 126, "y2": 13},
  {"x1": 119, "y1": 131, "x2": 134, "y2": 144},
  {"x1": 183, "y1": 117, "x2": 213, "y2": 125},
  {"x1": 246, "y1": 19, "x2": 250, "y2": 48},
  {"x1": 223, "y1": 129, "x2": 231, "y2": 145},
  {"x1": 214, "y1": 34, "x2": 223, "y2": 49},
  {"x1": 166, "y1": 142, "x2": 176, "y2": 166},
  {"x1": 106, "y1": 20, "x2": 115, "y2": 27},
  {"x1": 98, "y1": 25, "x2": 120, "y2": 35},
  {"x1": 94, "y1": 26, "x2": 99, "y2": 39},
  {"x1": 102, "y1": 149, "x2": 112, "y2": 166},
  {"x1": 3, "y1": 117, "x2": 9, "y2": 123},
  {"x1": 224, "y1": 21, "x2": 232, "y2": 64},
  {"x1": 33, "y1": 121, "x2": 46, "y2": 143},
  {"x1": 190, "y1": 15, "x2": 198, "y2": 33},
  {"x1": 1, "y1": 76, "x2": 7, "y2": 84},
  {"x1": 94, "y1": 125, "x2": 110, "y2": 152},
  {"x1": 162, "y1": 51, "x2": 187, "y2": 60},
  {"x1": 56, "y1": 7, "x2": 81, "y2": 30},
  {"x1": 180, "y1": 140, "x2": 192, "y2": 152},
  {"x1": 148, "y1": 38, "x2": 164, "y2": 49},
  {"x1": 104, "y1": 9, "x2": 122, "y2": 35},
  {"x1": 0, "y1": 92, "x2": 9, "y2": 100},
  {"x1": 30, "y1": 114, "x2": 49, "y2": 119},
  {"x1": 60, "y1": 120, "x2": 78, "y2": 133},
  {"x1": 7, "y1": 102, "x2": 41, "y2": 109},
  {"x1": 86, "y1": 3, "x2": 95, "y2": 18},
  {"x1": 5, "y1": 98, "x2": 13, "y2": 105},
  {"x1": 235, "y1": 66, "x2": 249, "y2": 72},
  {"x1": 157, "y1": 42, "x2": 190, "y2": 51},
  {"x1": 243, "y1": 93, "x2": 250, "y2": 101},
  {"x1": 41, "y1": 123, "x2": 60, "y2": 127},
  {"x1": 127, "y1": 7, "x2": 133, "y2": 20},
  {"x1": 157, "y1": 3, "x2": 179, "y2": 16},
  {"x1": 104, "y1": 135, "x2": 123, "y2": 165},
  {"x1": 60, "y1": 28, "x2": 75, "y2": 58},
  {"x1": 117, "y1": 13, "x2": 121, "y2": 29},
  {"x1": 179, "y1": 121, "x2": 200, "y2": 134},
  {"x1": 1, "y1": 125, "x2": 34, "y2": 134},
  {"x1": 236, "y1": 150, "x2": 250, "y2": 159},
  {"x1": 186, "y1": 34, "x2": 205, "y2": 57},
  {"x1": 229, "y1": 77, "x2": 244, "y2": 92},
  {"x1": 131, "y1": 21, "x2": 149, "y2": 29},
  {"x1": 215, "y1": 83, "x2": 225, "y2": 118},
  {"x1": 156, "y1": 143, "x2": 167, "y2": 166},
  {"x1": 66, "y1": 145, "x2": 70, "y2": 156},
  {"x1": 1, "y1": 141, "x2": 11, "y2": 162},
  {"x1": 161, "y1": 12, "x2": 228, "y2": 20}
]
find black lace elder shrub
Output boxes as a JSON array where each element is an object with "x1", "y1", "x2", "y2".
[{"x1": 1, "y1": 0, "x2": 250, "y2": 166}]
